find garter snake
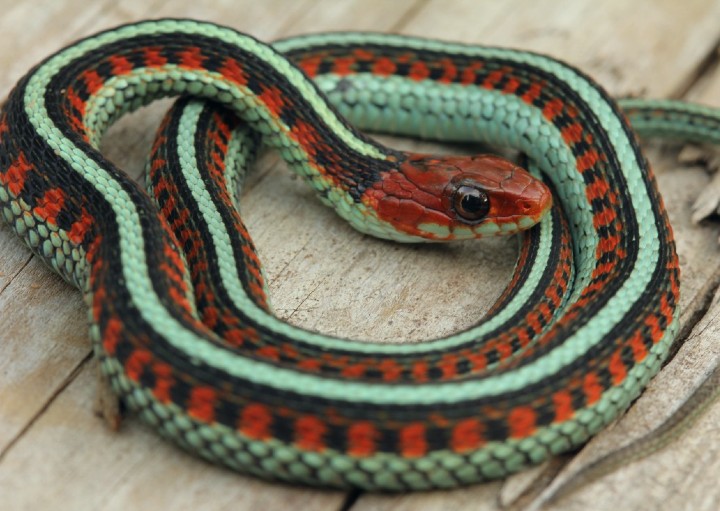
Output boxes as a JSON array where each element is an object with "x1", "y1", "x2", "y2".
[{"x1": 1, "y1": 19, "x2": 719, "y2": 490}]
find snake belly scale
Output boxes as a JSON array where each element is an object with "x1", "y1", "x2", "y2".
[{"x1": 3, "y1": 18, "x2": 718, "y2": 490}]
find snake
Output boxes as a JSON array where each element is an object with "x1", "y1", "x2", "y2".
[{"x1": 1, "y1": 19, "x2": 719, "y2": 491}]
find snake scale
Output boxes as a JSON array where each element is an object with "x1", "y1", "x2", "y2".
[{"x1": 1, "y1": 19, "x2": 719, "y2": 491}]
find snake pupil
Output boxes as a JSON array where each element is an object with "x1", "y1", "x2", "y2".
[{"x1": 454, "y1": 185, "x2": 490, "y2": 222}]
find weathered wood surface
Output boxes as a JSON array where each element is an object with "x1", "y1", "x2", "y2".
[{"x1": 1, "y1": 1, "x2": 720, "y2": 510}]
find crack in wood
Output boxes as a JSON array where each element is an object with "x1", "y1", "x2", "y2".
[
  {"x1": 0, "y1": 252, "x2": 32, "y2": 298},
  {"x1": 0, "y1": 351, "x2": 93, "y2": 463},
  {"x1": 339, "y1": 489, "x2": 362, "y2": 511}
]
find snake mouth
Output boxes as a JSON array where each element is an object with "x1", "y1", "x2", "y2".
[{"x1": 467, "y1": 214, "x2": 543, "y2": 237}]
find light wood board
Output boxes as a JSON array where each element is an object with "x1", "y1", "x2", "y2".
[{"x1": 1, "y1": 1, "x2": 720, "y2": 510}]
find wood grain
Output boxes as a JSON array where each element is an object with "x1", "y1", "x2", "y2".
[{"x1": 0, "y1": 1, "x2": 719, "y2": 510}]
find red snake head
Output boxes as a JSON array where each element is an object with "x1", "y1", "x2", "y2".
[{"x1": 362, "y1": 152, "x2": 552, "y2": 241}]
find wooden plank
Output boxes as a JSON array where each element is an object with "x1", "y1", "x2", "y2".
[{"x1": 0, "y1": 1, "x2": 719, "y2": 510}]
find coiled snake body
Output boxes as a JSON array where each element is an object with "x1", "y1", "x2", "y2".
[{"x1": 1, "y1": 19, "x2": 719, "y2": 490}]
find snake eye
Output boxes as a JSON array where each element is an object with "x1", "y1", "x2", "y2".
[{"x1": 453, "y1": 185, "x2": 490, "y2": 222}]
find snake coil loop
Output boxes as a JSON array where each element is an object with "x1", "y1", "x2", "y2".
[{"x1": 1, "y1": 19, "x2": 719, "y2": 490}]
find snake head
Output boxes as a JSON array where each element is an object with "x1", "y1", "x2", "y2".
[{"x1": 362, "y1": 152, "x2": 552, "y2": 241}]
